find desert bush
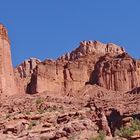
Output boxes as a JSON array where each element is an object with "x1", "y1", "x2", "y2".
[
  {"x1": 28, "y1": 120, "x2": 37, "y2": 130},
  {"x1": 5, "y1": 114, "x2": 10, "y2": 119},
  {"x1": 40, "y1": 136, "x2": 50, "y2": 140},
  {"x1": 89, "y1": 130, "x2": 106, "y2": 140},
  {"x1": 115, "y1": 119, "x2": 140, "y2": 139},
  {"x1": 25, "y1": 110, "x2": 31, "y2": 115},
  {"x1": 38, "y1": 109, "x2": 45, "y2": 114},
  {"x1": 36, "y1": 97, "x2": 43, "y2": 104}
]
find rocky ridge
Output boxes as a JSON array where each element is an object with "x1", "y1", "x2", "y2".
[
  {"x1": 15, "y1": 40, "x2": 140, "y2": 94},
  {"x1": 0, "y1": 86, "x2": 139, "y2": 140},
  {"x1": 0, "y1": 24, "x2": 139, "y2": 95},
  {"x1": 12, "y1": 40, "x2": 140, "y2": 140}
]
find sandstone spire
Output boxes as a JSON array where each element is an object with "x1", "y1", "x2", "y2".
[{"x1": 0, "y1": 24, "x2": 17, "y2": 97}]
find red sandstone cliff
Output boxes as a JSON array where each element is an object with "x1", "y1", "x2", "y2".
[
  {"x1": 90, "y1": 53, "x2": 140, "y2": 91},
  {"x1": 0, "y1": 25, "x2": 139, "y2": 140},
  {"x1": 14, "y1": 40, "x2": 140, "y2": 94},
  {"x1": 0, "y1": 24, "x2": 17, "y2": 98}
]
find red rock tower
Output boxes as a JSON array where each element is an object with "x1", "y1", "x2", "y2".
[{"x1": 0, "y1": 24, "x2": 17, "y2": 97}]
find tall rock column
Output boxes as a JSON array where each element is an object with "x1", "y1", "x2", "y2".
[{"x1": 0, "y1": 24, "x2": 17, "y2": 97}]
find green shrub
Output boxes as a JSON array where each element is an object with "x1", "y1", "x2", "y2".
[
  {"x1": 116, "y1": 127, "x2": 133, "y2": 139},
  {"x1": 131, "y1": 118, "x2": 140, "y2": 131},
  {"x1": 90, "y1": 131, "x2": 106, "y2": 140},
  {"x1": 40, "y1": 136, "x2": 50, "y2": 140},
  {"x1": 5, "y1": 114, "x2": 10, "y2": 119},
  {"x1": 115, "y1": 119, "x2": 140, "y2": 139},
  {"x1": 46, "y1": 106, "x2": 57, "y2": 112},
  {"x1": 25, "y1": 110, "x2": 31, "y2": 115},
  {"x1": 38, "y1": 109, "x2": 45, "y2": 114},
  {"x1": 36, "y1": 97, "x2": 43, "y2": 104},
  {"x1": 28, "y1": 123, "x2": 32, "y2": 130},
  {"x1": 28, "y1": 120, "x2": 37, "y2": 130}
]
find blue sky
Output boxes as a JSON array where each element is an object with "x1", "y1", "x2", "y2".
[{"x1": 0, "y1": 0, "x2": 140, "y2": 66}]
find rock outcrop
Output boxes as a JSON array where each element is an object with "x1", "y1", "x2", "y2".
[
  {"x1": 0, "y1": 24, "x2": 139, "y2": 96},
  {"x1": 0, "y1": 24, "x2": 139, "y2": 139},
  {"x1": 58, "y1": 41, "x2": 125, "y2": 61},
  {"x1": 14, "y1": 58, "x2": 41, "y2": 94},
  {"x1": 18, "y1": 41, "x2": 125, "y2": 93},
  {"x1": 0, "y1": 24, "x2": 17, "y2": 97},
  {"x1": 91, "y1": 53, "x2": 140, "y2": 92}
]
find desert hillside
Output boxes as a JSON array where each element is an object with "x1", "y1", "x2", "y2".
[{"x1": 0, "y1": 24, "x2": 139, "y2": 140}]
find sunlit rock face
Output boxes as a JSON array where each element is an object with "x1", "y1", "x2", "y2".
[
  {"x1": 58, "y1": 41, "x2": 125, "y2": 61},
  {"x1": 0, "y1": 25, "x2": 139, "y2": 139},
  {"x1": 14, "y1": 58, "x2": 41, "y2": 94},
  {"x1": 0, "y1": 24, "x2": 17, "y2": 97},
  {"x1": 16, "y1": 40, "x2": 138, "y2": 94},
  {"x1": 91, "y1": 53, "x2": 140, "y2": 92}
]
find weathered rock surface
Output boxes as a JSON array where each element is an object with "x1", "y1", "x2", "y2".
[
  {"x1": 0, "y1": 86, "x2": 139, "y2": 139},
  {"x1": 15, "y1": 41, "x2": 128, "y2": 94},
  {"x1": 58, "y1": 41, "x2": 125, "y2": 61},
  {"x1": 0, "y1": 24, "x2": 140, "y2": 139},
  {"x1": 0, "y1": 24, "x2": 17, "y2": 98},
  {"x1": 14, "y1": 58, "x2": 41, "y2": 94},
  {"x1": 91, "y1": 53, "x2": 140, "y2": 91}
]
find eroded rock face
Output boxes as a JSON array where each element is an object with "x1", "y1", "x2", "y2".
[
  {"x1": 22, "y1": 41, "x2": 127, "y2": 94},
  {"x1": 0, "y1": 25, "x2": 140, "y2": 139},
  {"x1": 58, "y1": 41, "x2": 125, "y2": 61},
  {"x1": 14, "y1": 58, "x2": 41, "y2": 94},
  {"x1": 27, "y1": 60, "x2": 65, "y2": 93},
  {"x1": 0, "y1": 25, "x2": 137, "y2": 95},
  {"x1": 15, "y1": 58, "x2": 41, "y2": 78},
  {"x1": 91, "y1": 53, "x2": 140, "y2": 92},
  {"x1": 26, "y1": 60, "x2": 89, "y2": 94},
  {"x1": 14, "y1": 40, "x2": 139, "y2": 94}
]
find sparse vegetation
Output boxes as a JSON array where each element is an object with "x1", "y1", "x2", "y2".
[
  {"x1": 68, "y1": 135, "x2": 76, "y2": 140},
  {"x1": 40, "y1": 136, "x2": 50, "y2": 140},
  {"x1": 5, "y1": 114, "x2": 10, "y2": 119},
  {"x1": 36, "y1": 97, "x2": 43, "y2": 104},
  {"x1": 115, "y1": 119, "x2": 140, "y2": 139},
  {"x1": 38, "y1": 109, "x2": 45, "y2": 114},
  {"x1": 79, "y1": 115, "x2": 85, "y2": 120},
  {"x1": 46, "y1": 106, "x2": 57, "y2": 112},
  {"x1": 89, "y1": 131, "x2": 106, "y2": 140},
  {"x1": 25, "y1": 110, "x2": 31, "y2": 115},
  {"x1": 28, "y1": 120, "x2": 37, "y2": 130}
]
